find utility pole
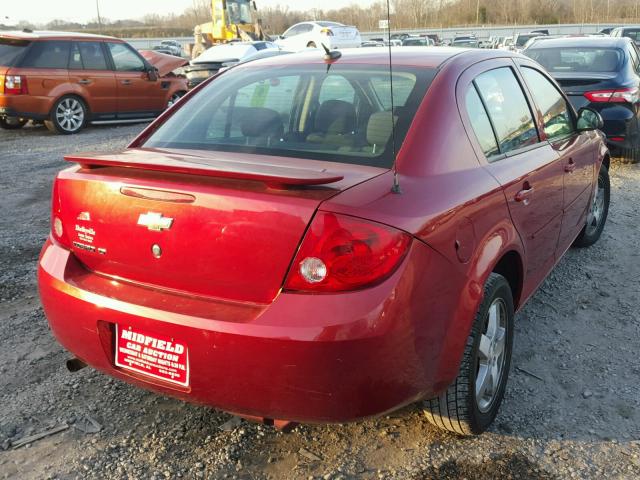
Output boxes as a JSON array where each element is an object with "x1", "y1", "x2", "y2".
[
  {"x1": 476, "y1": 0, "x2": 480, "y2": 25},
  {"x1": 96, "y1": 0, "x2": 103, "y2": 31}
]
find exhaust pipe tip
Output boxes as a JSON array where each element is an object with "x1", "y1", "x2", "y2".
[{"x1": 66, "y1": 358, "x2": 87, "y2": 372}]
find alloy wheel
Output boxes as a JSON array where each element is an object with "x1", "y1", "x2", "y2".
[
  {"x1": 55, "y1": 98, "x2": 85, "y2": 132},
  {"x1": 475, "y1": 298, "x2": 507, "y2": 413}
]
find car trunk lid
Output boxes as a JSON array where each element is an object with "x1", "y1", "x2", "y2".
[
  {"x1": 56, "y1": 148, "x2": 382, "y2": 304},
  {"x1": 330, "y1": 26, "x2": 359, "y2": 40}
]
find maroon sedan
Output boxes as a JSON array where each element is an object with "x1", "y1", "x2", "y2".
[{"x1": 38, "y1": 47, "x2": 610, "y2": 435}]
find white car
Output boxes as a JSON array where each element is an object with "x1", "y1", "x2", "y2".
[
  {"x1": 186, "y1": 41, "x2": 280, "y2": 88},
  {"x1": 275, "y1": 21, "x2": 361, "y2": 51}
]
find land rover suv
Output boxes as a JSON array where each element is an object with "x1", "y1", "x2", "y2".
[{"x1": 0, "y1": 31, "x2": 187, "y2": 134}]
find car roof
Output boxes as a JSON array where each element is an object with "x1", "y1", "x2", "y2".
[
  {"x1": 524, "y1": 36, "x2": 631, "y2": 49},
  {"x1": 235, "y1": 46, "x2": 518, "y2": 70},
  {"x1": 0, "y1": 30, "x2": 119, "y2": 42}
]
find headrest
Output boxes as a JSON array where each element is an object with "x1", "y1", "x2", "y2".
[
  {"x1": 315, "y1": 99, "x2": 356, "y2": 134},
  {"x1": 367, "y1": 111, "x2": 397, "y2": 148},
  {"x1": 240, "y1": 107, "x2": 283, "y2": 138}
]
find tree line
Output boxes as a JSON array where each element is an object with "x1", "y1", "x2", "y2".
[{"x1": 3, "y1": 0, "x2": 640, "y2": 37}]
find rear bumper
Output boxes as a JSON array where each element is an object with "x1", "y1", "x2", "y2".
[
  {"x1": 38, "y1": 237, "x2": 469, "y2": 423},
  {"x1": 0, "y1": 95, "x2": 51, "y2": 120}
]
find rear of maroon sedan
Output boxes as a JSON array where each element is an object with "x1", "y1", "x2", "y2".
[{"x1": 38, "y1": 49, "x2": 473, "y2": 424}]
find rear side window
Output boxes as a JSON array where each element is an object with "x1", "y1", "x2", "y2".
[
  {"x1": 79, "y1": 42, "x2": 108, "y2": 70},
  {"x1": 0, "y1": 38, "x2": 30, "y2": 67},
  {"x1": 465, "y1": 87, "x2": 499, "y2": 157},
  {"x1": 21, "y1": 41, "x2": 70, "y2": 69},
  {"x1": 521, "y1": 67, "x2": 574, "y2": 140},
  {"x1": 107, "y1": 43, "x2": 145, "y2": 71},
  {"x1": 474, "y1": 67, "x2": 538, "y2": 154}
]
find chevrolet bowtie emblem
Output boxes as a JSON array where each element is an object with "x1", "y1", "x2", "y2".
[{"x1": 137, "y1": 212, "x2": 174, "y2": 232}]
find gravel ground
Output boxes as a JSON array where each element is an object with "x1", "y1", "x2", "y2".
[{"x1": 0, "y1": 123, "x2": 639, "y2": 480}]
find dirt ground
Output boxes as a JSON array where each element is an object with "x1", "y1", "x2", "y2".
[{"x1": 0, "y1": 123, "x2": 639, "y2": 480}]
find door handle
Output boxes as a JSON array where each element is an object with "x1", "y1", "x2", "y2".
[
  {"x1": 515, "y1": 182, "x2": 534, "y2": 204},
  {"x1": 565, "y1": 158, "x2": 576, "y2": 173},
  {"x1": 78, "y1": 79, "x2": 92, "y2": 85},
  {"x1": 121, "y1": 79, "x2": 132, "y2": 85}
]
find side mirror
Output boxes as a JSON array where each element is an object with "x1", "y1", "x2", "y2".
[
  {"x1": 146, "y1": 66, "x2": 159, "y2": 82},
  {"x1": 577, "y1": 107, "x2": 604, "y2": 131}
]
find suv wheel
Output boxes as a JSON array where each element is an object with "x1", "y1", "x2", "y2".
[
  {"x1": 573, "y1": 163, "x2": 610, "y2": 248},
  {"x1": 45, "y1": 96, "x2": 87, "y2": 134},
  {"x1": 424, "y1": 273, "x2": 514, "y2": 435},
  {"x1": 0, "y1": 117, "x2": 28, "y2": 130}
]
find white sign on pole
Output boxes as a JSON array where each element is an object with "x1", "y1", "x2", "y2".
[{"x1": 379, "y1": 19, "x2": 389, "y2": 30}]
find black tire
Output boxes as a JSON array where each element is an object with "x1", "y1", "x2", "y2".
[
  {"x1": 573, "y1": 164, "x2": 610, "y2": 248},
  {"x1": 307, "y1": 42, "x2": 317, "y2": 48},
  {"x1": 424, "y1": 273, "x2": 514, "y2": 435},
  {"x1": 44, "y1": 95, "x2": 87, "y2": 134},
  {"x1": 0, "y1": 117, "x2": 28, "y2": 130}
]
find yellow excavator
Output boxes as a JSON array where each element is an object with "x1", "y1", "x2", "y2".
[{"x1": 192, "y1": 0, "x2": 266, "y2": 58}]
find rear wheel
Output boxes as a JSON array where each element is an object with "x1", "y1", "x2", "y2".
[
  {"x1": 573, "y1": 164, "x2": 610, "y2": 248},
  {"x1": 45, "y1": 96, "x2": 87, "y2": 134},
  {"x1": 0, "y1": 117, "x2": 28, "y2": 130},
  {"x1": 424, "y1": 273, "x2": 514, "y2": 435}
]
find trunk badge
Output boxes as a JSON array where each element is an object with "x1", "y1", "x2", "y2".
[{"x1": 137, "y1": 212, "x2": 174, "y2": 232}]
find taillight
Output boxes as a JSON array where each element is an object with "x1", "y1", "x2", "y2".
[
  {"x1": 320, "y1": 28, "x2": 334, "y2": 36},
  {"x1": 4, "y1": 75, "x2": 28, "y2": 95},
  {"x1": 50, "y1": 178, "x2": 70, "y2": 248},
  {"x1": 284, "y1": 212, "x2": 412, "y2": 293},
  {"x1": 584, "y1": 87, "x2": 639, "y2": 103}
]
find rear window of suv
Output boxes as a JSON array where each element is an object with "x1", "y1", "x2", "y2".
[
  {"x1": 143, "y1": 64, "x2": 435, "y2": 168},
  {"x1": 21, "y1": 41, "x2": 71, "y2": 69},
  {"x1": 0, "y1": 38, "x2": 30, "y2": 67}
]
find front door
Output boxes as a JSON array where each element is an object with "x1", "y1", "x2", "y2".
[
  {"x1": 517, "y1": 63, "x2": 595, "y2": 255},
  {"x1": 106, "y1": 42, "x2": 165, "y2": 117}
]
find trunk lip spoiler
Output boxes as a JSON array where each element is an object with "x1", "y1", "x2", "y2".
[{"x1": 64, "y1": 150, "x2": 346, "y2": 187}]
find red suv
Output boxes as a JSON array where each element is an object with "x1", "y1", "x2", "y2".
[
  {"x1": 38, "y1": 48, "x2": 610, "y2": 434},
  {"x1": 0, "y1": 31, "x2": 187, "y2": 134}
]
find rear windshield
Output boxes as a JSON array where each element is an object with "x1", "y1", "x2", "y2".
[
  {"x1": 0, "y1": 38, "x2": 30, "y2": 67},
  {"x1": 526, "y1": 47, "x2": 622, "y2": 72},
  {"x1": 516, "y1": 34, "x2": 540, "y2": 47},
  {"x1": 144, "y1": 63, "x2": 435, "y2": 168}
]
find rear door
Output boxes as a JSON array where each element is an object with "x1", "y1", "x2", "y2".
[
  {"x1": 67, "y1": 41, "x2": 116, "y2": 117},
  {"x1": 517, "y1": 62, "x2": 595, "y2": 255},
  {"x1": 105, "y1": 42, "x2": 165, "y2": 116},
  {"x1": 461, "y1": 61, "x2": 564, "y2": 293}
]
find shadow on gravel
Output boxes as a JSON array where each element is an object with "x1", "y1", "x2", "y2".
[
  {"x1": 5, "y1": 121, "x2": 151, "y2": 138},
  {"x1": 413, "y1": 452, "x2": 556, "y2": 479}
]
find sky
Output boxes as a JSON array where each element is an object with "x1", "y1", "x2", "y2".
[{"x1": 3, "y1": 0, "x2": 375, "y2": 25}]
